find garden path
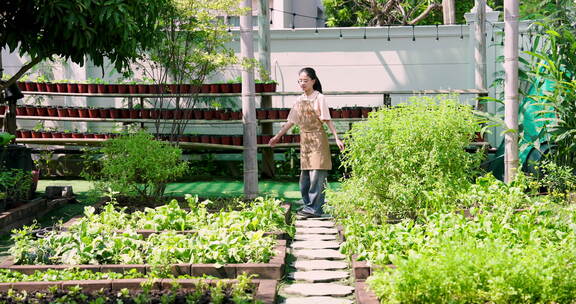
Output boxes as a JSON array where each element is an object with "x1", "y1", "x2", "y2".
[{"x1": 279, "y1": 216, "x2": 354, "y2": 304}]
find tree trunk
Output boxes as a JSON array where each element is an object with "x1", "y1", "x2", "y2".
[
  {"x1": 474, "y1": 0, "x2": 487, "y2": 112},
  {"x1": 241, "y1": 0, "x2": 259, "y2": 199},
  {"x1": 504, "y1": 0, "x2": 519, "y2": 183},
  {"x1": 259, "y1": 0, "x2": 275, "y2": 179},
  {"x1": 442, "y1": 0, "x2": 456, "y2": 24}
]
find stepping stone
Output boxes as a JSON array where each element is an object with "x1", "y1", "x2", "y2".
[
  {"x1": 294, "y1": 234, "x2": 338, "y2": 241},
  {"x1": 292, "y1": 241, "x2": 340, "y2": 250},
  {"x1": 284, "y1": 283, "x2": 354, "y2": 297},
  {"x1": 294, "y1": 260, "x2": 348, "y2": 271},
  {"x1": 296, "y1": 227, "x2": 338, "y2": 235},
  {"x1": 296, "y1": 220, "x2": 335, "y2": 228},
  {"x1": 291, "y1": 270, "x2": 349, "y2": 282},
  {"x1": 285, "y1": 297, "x2": 353, "y2": 304},
  {"x1": 293, "y1": 249, "x2": 345, "y2": 260}
]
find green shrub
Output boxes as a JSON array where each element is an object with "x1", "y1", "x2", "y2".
[
  {"x1": 0, "y1": 167, "x2": 32, "y2": 206},
  {"x1": 326, "y1": 95, "x2": 483, "y2": 221},
  {"x1": 90, "y1": 131, "x2": 187, "y2": 202}
]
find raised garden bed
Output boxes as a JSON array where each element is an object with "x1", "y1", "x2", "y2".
[
  {"x1": 0, "y1": 197, "x2": 73, "y2": 235},
  {"x1": 355, "y1": 280, "x2": 379, "y2": 304},
  {"x1": 0, "y1": 239, "x2": 287, "y2": 279},
  {"x1": 0, "y1": 278, "x2": 277, "y2": 303}
]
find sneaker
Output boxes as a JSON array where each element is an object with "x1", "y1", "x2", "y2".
[{"x1": 296, "y1": 210, "x2": 315, "y2": 219}]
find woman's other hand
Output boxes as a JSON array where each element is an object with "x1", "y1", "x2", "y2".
[
  {"x1": 269, "y1": 135, "x2": 281, "y2": 147},
  {"x1": 336, "y1": 138, "x2": 345, "y2": 151}
]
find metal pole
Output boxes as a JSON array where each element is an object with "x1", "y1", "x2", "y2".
[
  {"x1": 259, "y1": 0, "x2": 275, "y2": 178},
  {"x1": 442, "y1": 0, "x2": 456, "y2": 24},
  {"x1": 474, "y1": 0, "x2": 487, "y2": 111},
  {"x1": 241, "y1": 0, "x2": 259, "y2": 199},
  {"x1": 504, "y1": 0, "x2": 519, "y2": 183}
]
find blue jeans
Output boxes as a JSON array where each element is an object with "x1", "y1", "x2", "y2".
[{"x1": 300, "y1": 170, "x2": 328, "y2": 216}]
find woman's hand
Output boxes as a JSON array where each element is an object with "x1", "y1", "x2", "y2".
[
  {"x1": 335, "y1": 138, "x2": 345, "y2": 151},
  {"x1": 269, "y1": 135, "x2": 281, "y2": 148}
]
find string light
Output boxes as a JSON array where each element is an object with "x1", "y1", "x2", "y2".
[
  {"x1": 490, "y1": 24, "x2": 494, "y2": 42},
  {"x1": 339, "y1": 28, "x2": 343, "y2": 40},
  {"x1": 520, "y1": 33, "x2": 524, "y2": 51},
  {"x1": 435, "y1": 24, "x2": 439, "y2": 41},
  {"x1": 291, "y1": 13, "x2": 296, "y2": 30},
  {"x1": 387, "y1": 25, "x2": 391, "y2": 41},
  {"x1": 315, "y1": 17, "x2": 319, "y2": 34},
  {"x1": 363, "y1": 27, "x2": 367, "y2": 39},
  {"x1": 460, "y1": 24, "x2": 464, "y2": 39},
  {"x1": 412, "y1": 25, "x2": 415, "y2": 41}
]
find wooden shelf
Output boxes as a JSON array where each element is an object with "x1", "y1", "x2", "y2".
[{"x1": 7, "y1": 115, "x2": 366, "y2": 123}]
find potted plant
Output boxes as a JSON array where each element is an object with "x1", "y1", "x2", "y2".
[
  {"x1": 256, "y1": 108, "x2": 267, "y2": 120},
  {"x1": 341, "y1": 107, "x2": 351, "y2": 118},
  {"x1": 168, "y1": 83, "x2": 179, "y2": 94},
  {"x1": 77, "y1": 80, "x2": 88, "y2": 93},
  {"x1": 209, "y1": 83, "x2": 219, "y2": 94},
  {"x1": 255, "y1": 79, "x2": 265, "y2": 93},
  {"x1": 120, "y1": 108, "x2": 131, "y2": 119},
  {"x1": 210, "y1": 135, "x2": 222, "y2": 144},
  {"x1": 66, "y1": 107, "x2": 79, "y2": 117},
  {"x1": 20, "y1": 75, "x2": 36, "y2": 92},
  {"x1": 232, "y1": 135, "x2": 242, "y2": 146},
  {"x1": 61, "y1": 129, "x2": 73, "y2": 138},
  {"x1": 266, "y1": 108, "x2": 278, "y2": 120},
  {"x1": 109, "y1": 108, "x2": 121, "y2": 119},
  {"x1": 19, "y1": 129, "x2": 32, "y2": 138},
  {"x1": 106, "y1": 82, "x2": 118, "y2": 94},
  {"x1": 204, "y1": 108, "x2": 215, "y2": 120},
  {"x1": 278, "y1": 108, "x2": 289, "y2": 119},
  {"x1": 71, "y1": 131, "x2": 84, "y2": 139},
  {"x1": 350, "y1": 105, "x2": 361, "y2": 118},
  {"x1": 219, "y1": 108, "x2": 231, "y2": 120},
  {"x1": 263, "y1": 80, "x2": 277, "y2": 92},
  {"x1": 40, "y1": 130, "x2": 52, "y2": 138},
  {"x1": 141, "y1": 107, "x2": 151, "y2": 119},
  {"x1": 221, "y1": 135, "x2": 232, "y2": 145},
  {"x1": 129, "y1": 104, "x2": 140, "y2": 119},
  {"x1": 229, "y1": 77, "x2": 242, "y2": 93},
  {"x1": 193, "y1": 108, "x2": 204, "y2": 119},
  {"x1": 219, "y1": 81, "x2": 231, "y2": 93},
  {"x1": 200, "y1": 135, "x2": 210, "y2": 143},
  {"x1": 137, "y1": 81, "x2": 148, "y2": 94},
  {"x1": 230, "y1": 110, "x2": 242, "y2": 120},
  {"x1": 161, "y1": 108, "x2": 174, "y2": 119},
  {"x1": 94, "y1": 78, "x2": 108, "y2": 94},
  {"x1": 55, "y1": 79, "x2": 68, "y2": 93},
  {"x1": 179, "y1": 83, "x2": 191, "y2": 94},
  {"x1": 36, "y1": 106, "x2": 48, "y2": 116},
  {"x1": 201, "y1": 83, "x2": 211, "y2": 93},
  {"x1": 24, "y1": 105, "x2": 37, "y2": 116},
  {"x1": 86, "y1": 78, "x2": 98, "y2": 93},
  {"x1": 95, "y1": 133, "x2": 106, "y2": 139},
  {"x1": 46, "y1": 106, "x2": 58, "y2": 117},
  {"x1": 15, "y1": 106, "x2": 26, "y2": 116},
  {"x1": 51, "y1": 131, "x2": 63, "y2": 138},
  {"x1": 88, "y1": 107, "x2": 100, "y2": 118},
  {"x1": 35, "y1": 75, "x2": 48, "y2": 92},
  {"x1": 116, "y1": 79, "x2": 129, "y2": 94},
  {"x1": 190, "y1": 134, "x2": 200, "y2": 143},
  {"x1": 66, "y1": 80, "x2": 79, "y2": 93},
  {"x1": 330, "y1": 108, "x2": 341, "y2": 119},
  {"x1": 78, "y1": 107, "x2": 90, "y2": 118},
  {"x1": 31, "y1": 123, "x2": 43, "y2": 138},
  {"x1": 99, "y1": 108, "x2": 110, "y2": 118}
]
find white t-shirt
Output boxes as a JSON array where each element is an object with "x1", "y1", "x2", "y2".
[{"x1": 287, "y1": 91, "x2": 331, "y2": 125}]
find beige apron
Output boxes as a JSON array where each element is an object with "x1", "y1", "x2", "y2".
[{"x1": 294, "y1": 96, "x2": 332, "y2": 170}]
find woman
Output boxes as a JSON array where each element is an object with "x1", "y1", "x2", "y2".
[{"x1": 269, "y1": 67, "x2": 345, "y2": 218}]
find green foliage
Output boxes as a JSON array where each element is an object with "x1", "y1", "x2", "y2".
[
  {"x1": 328, "y1": 95, "x2": 482, "y2": 221},
  {"x1": 0, "y1": 167, "x2": 32, "y2": 205},
  {"x1": 534, "y1": 160, "x2": 576, "y2": 202},
  {"x1": 88, "y1": 131, "x2": 187, "y2": 202}
]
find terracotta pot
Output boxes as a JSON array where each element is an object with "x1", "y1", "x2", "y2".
[
  {"x1": 129, "y1": 109, "x2": 139, "y2": 119},
  {"x1": 51, "y1": 132, "x2": 63, "y2": 138},
  {"x1": 56, "y1": 83, "x2": 67, "y2": 93},
  {"x1": 141, "y1": 109, "x2": 151, "y2": 119},
  {"x1": 161, "y1": 109, "x2": 173, "y2": 119},
  {"x1": 99, "y1": 108, "x2": 110, "y2": 118},
  {"x1": 278, "y1": 108, "x2": 289, "y2": 119},
  {"x1": 150, "y1": 109, "x2": 160, "y2": 119},
  {"x1": 77, "y1": 83, "x2": 88, "y2": 93},
  {"x1": 330, "y1": 108, "x2": 341, "y2": 119},
  {"x1": 210, "y1": 135, "x2": 221, "y2": 145},
  {"x1": 190, "y1": 135, "x2": 200, "y2": 143},
  {"x1": 232, "y1": 136, "x2": 243, "y2": 146},
  {"x1": 294, "y1": 134, "x2": 301, "y2": 142},
  {"x1": 147, "y1": 84, "x2": 159, "y2": 94},
  {"x1": 71, "y1": 133, "x2": 84, "y2": 139},
  {"x1": 24, "y1": 82, "x2": 38, "y2": 91},
  {"x1": 350, "y1": 107, "x2": 361, "y2": 118},
  {"x1": 203, "y1": 109, "x2": 215, "y2": 120},
  {"x1": 261, "y1": 135, "x2": 272, "y2": 145},
  {"x1": 255, "y1": 83, "x2": 264, "y2": 93},
  {"x1": 200, "y1": 135, "x2": 210, "y2": 143},
  {"x1": 67, "y1": 83, "x2": 78, "y2": 93},
  {"x1": 263, "y1": 83, "x2": 277, "y2": 92},
  {"x1": 46, "y1": 107, "x2": 58, "y2": 117},
  {"x1": 67, "y1": 107, "x2": 79, "y2": 117},
  {"x1": 341, "y1": 107, "x2": 351, "y2": 118},
  {"x1": 266, "y1": 109, "x2": 278, "y2": 120},
  {"x1": 61, "y1": 132, "x2": 72, "y2": 138},
  {"x1": 209, "y1": 84, "x2": 219, "y2": 94},
  {"x1": 106, "y1": 84, "x2": 118, "y2": 94},
  {"x1": 361, "y1": 107, "x2": 371, "y2": 118},
  {"x1": 219, "y1": 83, "x2": 231, "y2": 93},
  {"x1": 95, "y1": 133, "x2": 106, "y2": 139},
  {"x1": 19, "y1": 130, "x2": 31, "y2": 138},
  {"x1": 221, "y1": 135, "x2": 232, "y2": 145},
  {"x1": 201, "y1": 84, "x2": 211, "y2": 93},
  {"x1": 231, "y1": 83, "x2": 241, "y2": 93},
  {"x1": 179, "y1": 135, "x2": 191, "y2": 142},
  {"x1": 120, "y1": 109, "x2": 130, "y2": 119},
  {"x1": 31, "y1": 130, "x2": 42, "y2": 138},
  {"x1": 36, "y1": 82, "x2": 47, "y2": 92},
  {"x1": 256, "y1": 109, "x2": 267, "y2": 120},
  {"x1": 257, "y1": 135, "x2": 263, "y2": 145},
  {"x1": 219, "y1": 111, "x2": 231, "y2": 120},
  {"x1": 40, "y1": 131, "x2": 52, "y2": 139},
  {"x1": 190, "y1": 85, "x2": 202, "y2": 93},
  {"x1": 87, "y1": 84, "x2": 97, "y2": 93},
  {"x1": 36, "y1": 107, "x2": 48, "y2": 116},
  {"x1": 117, "y1": 84, "x2": 128, "y2": 94},
  {"x1": 183, "y1": 109, "x2": 194, "y2": 119},
  {"x1": 179, "y1": 84, "x2": 190, "y2": 94},
  {"x1": 97, "y1": 84, "x2": 107, "y2": 94},
  {"x1": 45, "y1": 83, "x2": 57, "y2": 92},
  {"x1": 128, "y1": 85, "x2": 138, "y2": 94},
  {"x1": 88, "y1": 108, "x2": 100, "y2": 118},
  {"x1": 15, "y1": 107, "x2": 26, "y2": 116},
  {"x1": 283, "y1": 134, "x2": 294, "y2": 143},
  {"x1": 78, "y1": 108, "x2": 90, "y2": 118},
  {"x1": 193, "y1": 109, "x2": 204, "y2": 120},
  {"x1": 173, "y1": 109, "x2": 183, "y2": 120},
  {"x1": 84, "y1": 133, "x2": 95, "y2": 139},
  {"x1": 168, "y1": 84, "x2": 179, "y2": 94},
  {"x1": 230, "y1": 111, "x2": 242, "y2": 120},
  {"x1": 25, "y1": 106, "x2": 37, "y2": 116},
  {"x1": 137, "y1": 84, "x2": 148, "y2": 94},
  {"x1": 17, "y1": 82, "x2": 26, "y2": 91},
  {"x1": 109, "y1": 108, "x2": 121, "y2": 119}
]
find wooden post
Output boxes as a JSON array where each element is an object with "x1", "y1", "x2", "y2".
[
  {"x1": 259, "y1": 0, "x2": 275, "y2": 178},
  {"x1": 241, "y1": 0, "x2": 259, "y2": 199},
  {"x1": 474, "y1": 0, "x2": 487, "y2": 111},
  {"x1": 442, "y1": 0, "x2": 456, "y2": 24},
  {"x1": 0, "y1": 52, "x2": 16, "y2": 138},
  {"x1": 504, "y1": 0, "x2": 519, "y2": 183}
]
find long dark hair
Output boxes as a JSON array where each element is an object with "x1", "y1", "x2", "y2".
[{"x1": 299, "y1": 67, "x2": 323, "y2": 93}]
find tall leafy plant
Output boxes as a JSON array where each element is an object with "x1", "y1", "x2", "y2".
[{"x1": 327, "y1": 95, "x2": 482, "y2": 221}]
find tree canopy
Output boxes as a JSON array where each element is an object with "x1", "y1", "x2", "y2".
[{"x1": 0, "y1": 0, "x2": 171, "y2": 90}]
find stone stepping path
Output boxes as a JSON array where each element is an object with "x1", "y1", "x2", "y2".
[
  {"x1": 293, "y1": 249, "x2": 345, "y2": 260},
  {"x1": 280, "y1": 213, "x2": 354, "y2": 304},
  {"x1": 294, "y1": 234, "x2": 338, "y2": 241}
]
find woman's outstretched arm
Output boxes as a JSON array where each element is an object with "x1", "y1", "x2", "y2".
[
  {"x1": 269, "y1": 122, "x2": 294, "y2": 147},
  {"x1": 325, "y1": 120, "x2": 345, "y2": 151}
]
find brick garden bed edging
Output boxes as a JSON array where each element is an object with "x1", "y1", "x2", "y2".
[
  {"x1": 0, "y1": 278, "x2": 277, "y2": 303},
  {"x1": 0, "y1": 197, "x2": 73, "y2": 235},
  {"x1": 355, "y1": 280, "x2": 380, "y2": 304},
  {"x1": 0, "y1": 240, "x2": 287, "y2": 280}
]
